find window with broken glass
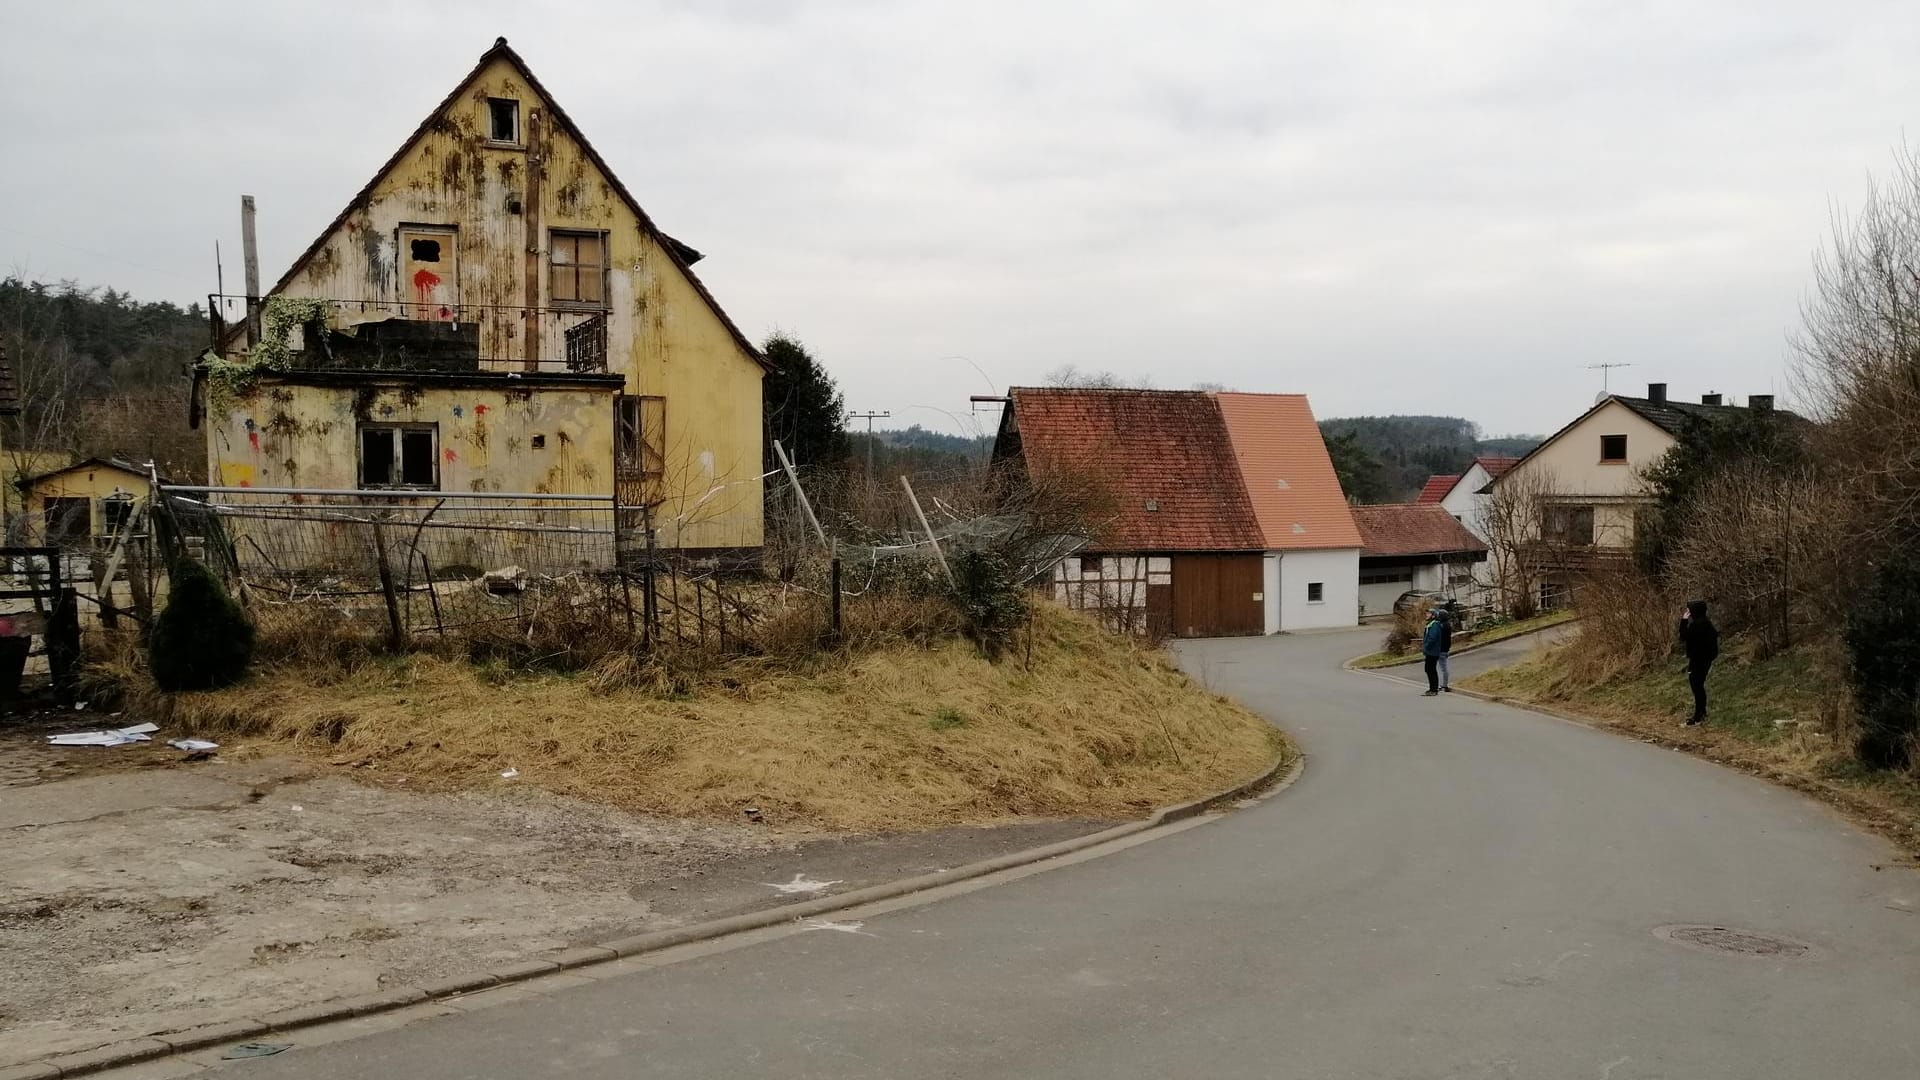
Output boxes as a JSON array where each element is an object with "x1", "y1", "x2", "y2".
[
  {"x1": 550, "y1": 230, "x2": 608, "y2": 309},
  {"x1": 358, "y1": 423, "x2": 439, "y2": 489}
]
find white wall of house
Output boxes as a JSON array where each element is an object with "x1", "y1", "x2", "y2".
[
  {"x1": 1274, "y1": 548, "x2": 1360, "y2": 630},
  {"x1": 1440, "y1": 463, "x2": 1491, "y2": 541},
  {"x1": 1500, "y1": 399, "x2": 1675, "y2": 550}
]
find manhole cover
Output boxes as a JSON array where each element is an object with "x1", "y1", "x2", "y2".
[{"x1": 1653, "y1": 924, "x2": 1812, "y2": 959}]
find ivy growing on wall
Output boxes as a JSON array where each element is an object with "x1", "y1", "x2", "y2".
[{"x1": 203, "y1": 296, "x2": 333, "y2": 414}]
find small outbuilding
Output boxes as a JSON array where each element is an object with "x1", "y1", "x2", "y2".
[
  {"x1": 1351, "y1": 503, "x2": 1488, "y2": 619},
  {"x1": 14, "y1": 458, "x2": 162, "y2": 546}
]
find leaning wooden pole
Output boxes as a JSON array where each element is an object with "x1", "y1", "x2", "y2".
[{"x1": 900, "y1": 475, "x2": 953, "y2": 585}]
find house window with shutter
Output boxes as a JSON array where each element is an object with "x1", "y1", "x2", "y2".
[{"x1": 549, "y1": 230, "x2": 607, "y2": 309}]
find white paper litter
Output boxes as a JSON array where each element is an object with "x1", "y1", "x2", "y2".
[
  {"x1": 47, "y1": 723, "x2": 160, "y2": 747},
  {"x1": 169, "y1": 739, "x2": 220, "y2": 752},
  {"x1": 499, "y1": 768, "x2": 519, "y2": 779}
]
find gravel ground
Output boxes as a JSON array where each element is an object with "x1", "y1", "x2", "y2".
[{"x1": 0, "y1": 718, "x2": 1109, "y2": 1066}]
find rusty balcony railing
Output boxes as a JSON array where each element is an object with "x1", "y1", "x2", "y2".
[{"x1": 208, "y1": 295, "x2": 618, "y2": 375}]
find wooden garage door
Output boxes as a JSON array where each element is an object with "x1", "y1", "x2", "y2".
[{"x1": 1170, "y1": 554, "x2": 1264, "y2": 638}]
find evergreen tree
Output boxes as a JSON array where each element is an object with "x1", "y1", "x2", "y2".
[{"x1": 761, "y1": 333, "x2": 849, "y2": 472}]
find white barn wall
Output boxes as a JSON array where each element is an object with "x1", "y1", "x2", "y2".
[{"x1": 1276, "y1": 548, "x2": 1359, "y2": 630}]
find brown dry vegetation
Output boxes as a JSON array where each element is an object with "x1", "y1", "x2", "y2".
[{"x1": 108, "y1": 603, "x2": 1287, "y2": 834}]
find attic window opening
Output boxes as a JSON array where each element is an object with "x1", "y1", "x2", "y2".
[
  {"x1": 487, "y1": 98, "x2": 520, "y2": 144},
  {"x1": 1600, "y1": 434, "x2": 1627, "y2": 462},
  {"x1": 409, "y1": 238, "x2": 442, "y2": 263}
]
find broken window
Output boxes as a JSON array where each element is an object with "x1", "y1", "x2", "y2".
[
  {"x1": 409, "y1": 238, "x2": 442, "y2": 263},
  {"x1": 43, "y1": 498, "x2": 90, "y2": 545},
  {"x1": 615, "y1": 395, "x2": 666, "y2": 480},
  {"x1": 358, "y1": 423, "x2": 439, "y2": 489},
  {"x1": 550, "y1": 230, "x2": 607, "y2": 308},
  {"x1": 488, "y1": 98, "x2": 520, "y2": 143},
  {"x1": 101, "y1": 495, "x2": 135, "y2": 537}
]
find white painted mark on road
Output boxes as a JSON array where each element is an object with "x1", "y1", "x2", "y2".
[
  {"x1": 1599, "y1": 1055, "x2": 1630, "y2": 1079},
  {"x1": 802, "y1": 920, "x2": 873, "y2": 936},
  {"x1": 766, "y1": 873, "x2": 843, "y2": 895}
]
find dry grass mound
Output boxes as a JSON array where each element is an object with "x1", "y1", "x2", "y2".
[{"x1": 159, "y1": 604, "x2": 1288, "y2": 833}]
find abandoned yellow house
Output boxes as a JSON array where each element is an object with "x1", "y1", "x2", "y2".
[
  {"x1": 13, "y1": 458, "x2": 157, "y2": 547},
  {"x1": 190, "y1": 37, "x2": 768, "y2": 561}
]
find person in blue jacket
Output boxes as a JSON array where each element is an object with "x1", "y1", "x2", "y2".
[{"x1": 1422, "y1": 607, "x2": 1453, "y2": 696}]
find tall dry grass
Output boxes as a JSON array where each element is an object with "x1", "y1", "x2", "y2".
[{"x1": 157, "y1": 603, "x2": 1286, "y2": 832}]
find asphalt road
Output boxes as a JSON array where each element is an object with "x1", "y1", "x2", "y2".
[{"x1": 137, "y1": 628, "x2": 1920, "y2": 1079}]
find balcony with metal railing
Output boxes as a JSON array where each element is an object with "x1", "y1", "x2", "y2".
[{"x1": 208, "y1": 294, "x2": 615, "y2": 376}]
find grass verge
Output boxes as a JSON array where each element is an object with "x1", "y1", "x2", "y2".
[
  {"x1": 1349, "y1": 609, "x2": 1576, "y2": 670},
  {"x1": 1465, "y1": 645, "x2": 1920, "y2": 857},
  {"x1": 152, "y1": 604, "x2": 1290, "y2": 834}
]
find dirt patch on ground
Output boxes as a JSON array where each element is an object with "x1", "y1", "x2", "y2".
[{"x1": 0, "y1": 738, "x2": 1113, "y2": 1067}]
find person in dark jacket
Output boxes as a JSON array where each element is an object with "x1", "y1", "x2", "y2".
[
  {"x1": 1421, "y1": 608, "x2": 1453, "y2": 696},
  {"x1": 1679, "y1": 599, "x2": 1719, "y2": 725}
]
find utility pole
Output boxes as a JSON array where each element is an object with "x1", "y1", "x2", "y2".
[
  {"x1": 1584, "y1": 362, "x2": 1632, "y2": 394},
  {"x1": 849, "y1": 410, "x2": 890, "y2": 477},
  {"x1": 240, "y1": 195, "x2": 261, "y2": 348}
]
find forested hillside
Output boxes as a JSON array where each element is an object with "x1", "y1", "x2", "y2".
[
  {"x1": 1319, "y1": 414, "x2": 1540, "y2": 503},
  {"x1": 0, "y1": 277, "x2": 204, "y2": 479}
]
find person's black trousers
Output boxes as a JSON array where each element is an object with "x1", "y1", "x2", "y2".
[
  {"x1": 1688, "y1": 658, "x2": 1712, "y2": 720},
  {"x1": 1424, "y1": 655, "x2": 1440, "y2": 693}
]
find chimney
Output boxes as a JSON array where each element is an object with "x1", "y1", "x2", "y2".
[
  {"x1": 1749, "y1": 394, "x2": 1774, "y2": 412},
  {"x1": 1701, "y1": 392, "x2": 1723, "y2": 406},
  {"x1": 1646, "y1": 382, "x2": 1667, "y2": 404}
]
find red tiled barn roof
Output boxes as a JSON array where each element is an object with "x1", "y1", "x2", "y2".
[
  {"x1": 1351, "y1": 504, "x2": 1488, "y2": 558},
  {"x1": 1415, "y1": 474, "x2": 1460, "y2": 504}
]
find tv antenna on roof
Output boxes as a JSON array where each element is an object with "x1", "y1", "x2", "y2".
[{"x1": 1585, "y1": 362, "x2": 1632, "y2": 394}]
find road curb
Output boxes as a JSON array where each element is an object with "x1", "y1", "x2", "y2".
[{"x1": 23, "y1": 749, "x2": 1303, "y2": 1079}]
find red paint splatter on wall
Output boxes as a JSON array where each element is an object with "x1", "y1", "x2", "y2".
[
  {"x1": 412, "y1": 268, "x2": 441, "y2": 300},
  {"x1": 473, "y1": 404, "x2": 489, "y2": 416},
  {"x1": 248, "y1": 431, "x2": 260, "y2": 451},
  {"x1": 444, "y1": 449, "x2": 458, "y2": 463}
]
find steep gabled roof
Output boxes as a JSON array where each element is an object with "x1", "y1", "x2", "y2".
[
  {"x1": 1415, "y1": 475, "x2": 1460, "y2": 504},
  {"x1": 1214, "y1": 392, "x2": 1363, "y2": 551},
  {"x1": 1495, "y1": 393, "x2": 1798, "y2": 489},
  {"x1": 267, "y1": 37, "x2": 766, "y2": 370},
  {"x1": 1352, "y1": 503, "x2": 1487, "y2": 558},
  {"x1": 1003, "y1": 388, "x2": 1264, "y2": 551}
]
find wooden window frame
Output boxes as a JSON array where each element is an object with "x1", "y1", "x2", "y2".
[
  {"x1": 358, "y1": 422, "x2": 441, "y2": 491},
  {"x1": 1599, "y1": 433, "x2": 1628, "y2": 463},
  {"x1": 616, "y1": 395, "x2": 666, "y2": 481},
  {"x1": 1545, "y1": 504, "x2": 1596, "y2": 546},
  {"x1": 486, "y1": 98, "x2": 521, "y2": 146},
  {"x1": 549, "y1": 229, "x2": 609, "y2": 311}
]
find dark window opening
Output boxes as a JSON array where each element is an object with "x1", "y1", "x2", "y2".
[
  {"x1": 409, "y1": 238, "x2": 442, "y2": 263},
  {"x1": 1307, "y1": 582, "x2": 1324, "y2": 603},
  {"x1": 359, "y1": 423, "x2": 438, "y2": 489},
  {"x1": 488, "y1": 98, "x2": 520, "y2": 143},
  {"x1": 359, "y1": 428, "x2": 392, "y2": 486},
  {"x1": 1600, "y1": 434, "x2": 1627, "y2": 462},
  {"x1": 102, "y1": 496, "x2": 135, "y2": 537},
  {"x1": 44, "y1": 497, "x2": 90, "y2": 545},
  {"x1": 531, "y1": 434, "x2": 546, "y2": 449},
  {"x1": 400, "y1": 429, "x2": 436, "y2": 486},
  {"x1": 1083, "y1": 556, "x2": 1103, "y2": 575}
]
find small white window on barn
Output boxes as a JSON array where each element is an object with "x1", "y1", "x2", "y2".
[
  {"x1": 1307, "y1": 582, "x2": 1325, "y2": 603},
  {"x1": 359, "y1": 423, "x2": 439, "y2": 489},
  {"x1": 488, "y1": 98, "x2": 520, "y2": 144}
]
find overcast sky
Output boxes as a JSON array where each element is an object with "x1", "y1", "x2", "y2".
[{"x1": 5, "y1": 1, "x2": 1916, "y2": 436}]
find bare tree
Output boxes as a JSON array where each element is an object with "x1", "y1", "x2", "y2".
[{"x1": 1481, "y1": 466, "x2": 1574, "y2": 618}]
